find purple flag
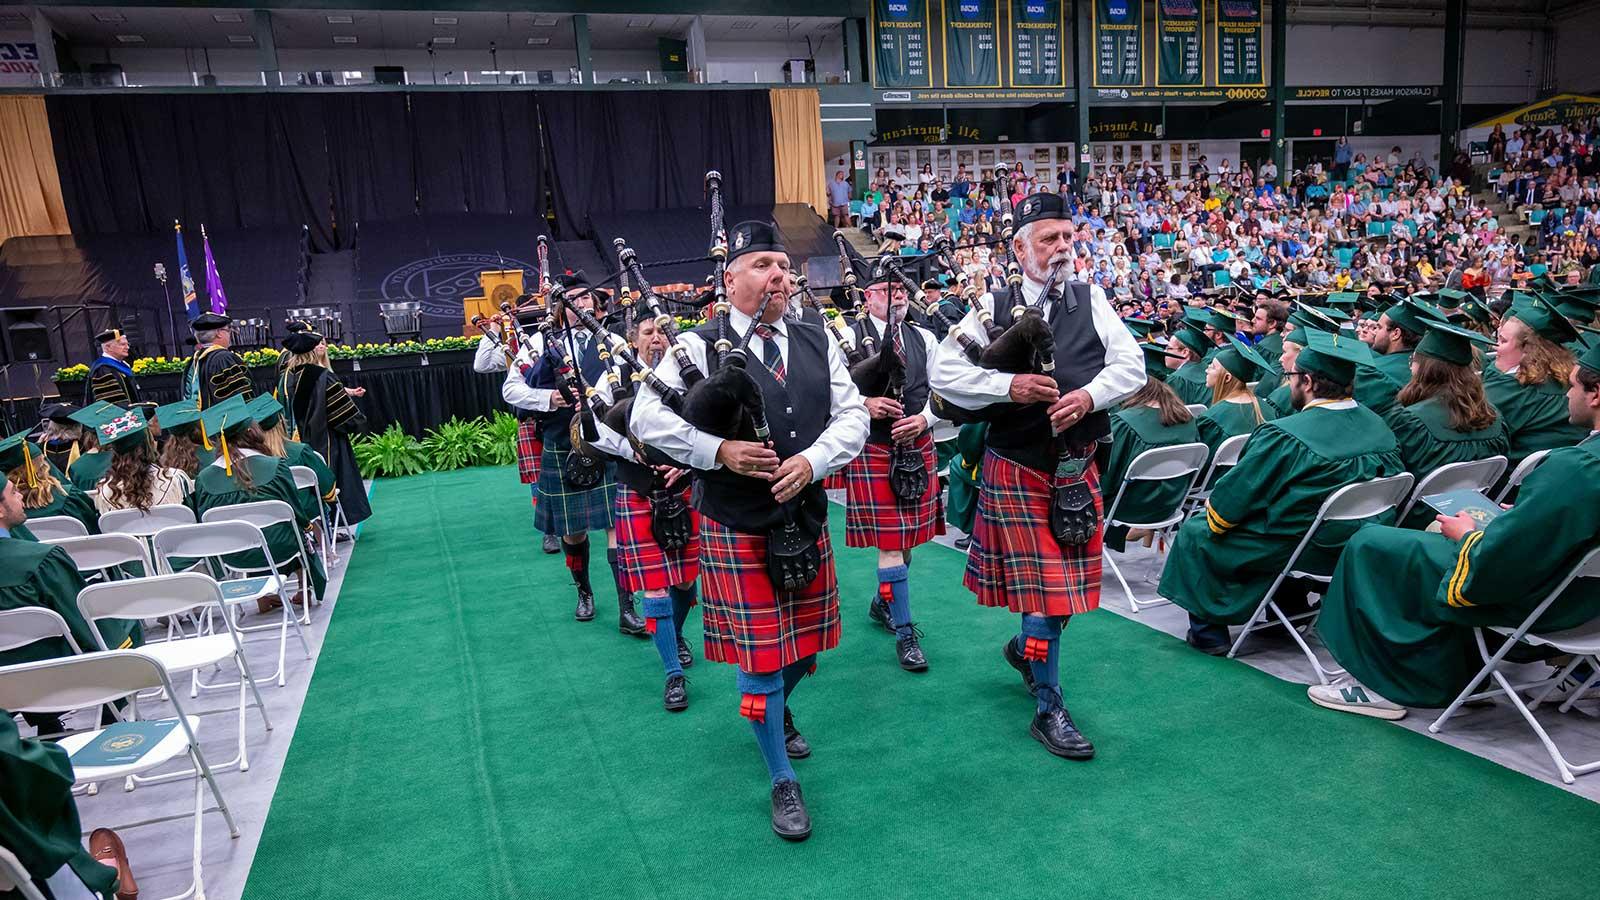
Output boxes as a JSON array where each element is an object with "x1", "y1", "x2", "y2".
[{"x1": 201, "y1": 225, "x2": 228, "y2": 315}]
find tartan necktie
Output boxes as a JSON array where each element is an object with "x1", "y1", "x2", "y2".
[{"x1": 755, "y1": 324, "x2": 785, "y2": 384}]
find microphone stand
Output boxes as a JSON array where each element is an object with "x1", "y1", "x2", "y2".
[{"x1": 154, "y1": 262, "x2": 176, "y2": 357}]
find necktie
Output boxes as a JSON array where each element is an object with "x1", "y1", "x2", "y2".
[{"x1": 755, "y1": 324, "x2": 785, "y2": 384}]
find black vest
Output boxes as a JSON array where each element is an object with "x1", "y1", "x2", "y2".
[
  {"x1": 985, "y1": 282, "x2": 1110, "y2": 472},
  {"x1": 530, "y1": 328, "x2": 608, "y2": 449},
  {"x1": 852, "y1": 316, "x2": 930, "y2": 445},
  {"x1": 689, "y1": 319, "x2": 832, "y2": 534}
]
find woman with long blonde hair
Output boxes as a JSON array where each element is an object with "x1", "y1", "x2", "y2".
[
  {"x1": 280, "y1": 328, "x2": 371, "y2": 525},
  {"x1": 1484, "y1": 298, "x2": 1589, "y2": 467},
  {"x1": 1196, "y1": 339, "x2": 1270, "y2": 467},
  {"x1": 1, "y1": 431, "x2": 98, "y2": 532}
]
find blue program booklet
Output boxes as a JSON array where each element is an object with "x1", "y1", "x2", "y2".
[
  {"x1": 70, "y1": 720, "x2": 180, "y2": 768},
  {"x1": 220, "y1": 576, "x2": 273, "y2": 601},
  {"x1": 1421, "y1": 488, "x2": 1502, "y2": 526}
]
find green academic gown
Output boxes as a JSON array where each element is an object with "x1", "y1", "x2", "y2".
[
  {"x1": 1352, "y1": 350, "x2": 1410, "y2": 417},
  {"x1": 1252, "y1": 333, "x2": 1286, "y2": 401},
  {"x1": 1157, "y1": 402, "x2": 1404, "y2": 624},
  {"x1": 0, "y1": 713, "x2": 121, "y2": 899},
  {"x1": 1264, "y1": 382, "x2": 1294, "y2": 419},
  {"x1": 1195, "y1": 397, "x2": 1265, "y2": 490},
  {"x1": 1098, "y1": 406, "x2": 1203, "y2": 552},
  {"x1": 282, "y1": 440, "x2": 337, "y2": 523},
  {"x1": 191, "y1": 453, "x2": 326, "y2": 598},
  {"x1": 25, "y1": 486, "x2": 99, "y2": 535},
  {"x1": 66, "y1": 451, "x2": 112, "y2": 494},
  {"x1": 1318, "y1": 434, "x2": 1600, "y2": 707},
  {"x1": 1384, "y1": 397, "x2": 1511, "y2": 527},
  {"x1": 945, "y1": 423, "x2": 987, "y2": 534},
  {"x1": 1483, "y1": 365, "x2": 1589, "y2": 467},
  {"x1": 1167, "y1": 363, "x2": 1212, "y2": 406},
  {"x1": 0, "y1": 536, "x2": 139, "y2": 666}
]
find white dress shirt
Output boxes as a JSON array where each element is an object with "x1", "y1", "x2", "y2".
[
  {"x1": 473, "y1": 333, "x2": 508, "y2": 374},
  {"x1": 630, "y1": 306, "x2": 869, "y2": 482},
  {"x1": 500, "y1": 329, "x2": 555, "y2": 413},
  {"x1": 928, "y1": 277, "x2": 1145, "y2": 414},
  {"x1": 588, "y1": 342, "x2": 647, "y2": 460},
  {"x1": 856, "y1": 311, "x2": 950, "y2": 435}
]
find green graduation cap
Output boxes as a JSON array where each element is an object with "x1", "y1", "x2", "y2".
[
  {"x1": 1312, "y1": 304, "x2": 1353, "y2": 323},
  {"x1": 1360, "y1": 309, "x2": 1383, "y2": 323},
  {"x1": 1508, "y1": 295, "x2": 1580, "y2": 345},
  {"x1": 1216, "y1": 336, "x2": 1271, "y2": 383},
  {"x1": 1294, "y1": 329, "x2": 1373, "y2": 385},
  {"x1": 1415, "y1": 319, "x2": 1495, "y2": 366},
  {"x1": 67, "y1": 400, "x2": 122, "y2": 429},
  {"x1": 1326, "y1": 292, "x2": 1361, "y2": 309},
  {"x1": 1170, "y1": 324, "x2": 1211, "y2": 357},
  {"x1": 0, "y1": 430, "x2": 45, "y2": 480},
  {"x1": 199, "y1": 394, "x2": 255, "y2": 440},
  {"x1": 1139, "y1": 342, "x2": 1175, "y2": 379},
  {"x1": 1435, "y1": 288, "x2": 1470, "y2": 310},
  {"x1": 1287, "y1": 305, "x2": 1341, "y2": 337},
  {"x1": 1578, "y1": 332, "x2": 1600, "y2": 374},
  {"x1": 1123, "y1": 317, "x2": 1160, "y2": 341},
  {"x1": 248, "y1": 393, "x2": 285, "y2": 429},
  {"x1": 83, "y1": 405, "x2": 151, "y2": 452},
  {"x1": 1382, "y1": 297, "x2": 1449, "y2": 335},
  {"x1": 1198, "y1": 306, "x2": 1240, "y2": 333}
]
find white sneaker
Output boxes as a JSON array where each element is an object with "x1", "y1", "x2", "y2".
[{"x1": 1308, "y1": 677, "x2": 1407, "y2": 720}]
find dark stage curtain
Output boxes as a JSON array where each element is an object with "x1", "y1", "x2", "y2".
[
  {"x1": 540, "y1": 90, "x2": 774, "y2": 239},
  {"x1": 409, "y1": 92, "x2": 547, "y2": 217},
  {"x1": 320, "y1": 93, "x2": 418, "y2": 236}
]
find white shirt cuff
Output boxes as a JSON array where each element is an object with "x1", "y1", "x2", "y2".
[
  {"x1": 799, "y1": 446, "x2": 830, "y2": 484},
  {"x1": 690, "y1": 430, "x2": 724, "y2": 472}
]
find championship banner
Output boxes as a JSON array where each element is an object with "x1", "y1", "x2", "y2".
[
  {"x1": 872, "y1": 0, "x2": 934, "y2": 88},
  {"x1": 1156, "y1": 0, "x2": 1203, "y2": 86},
  {"x1": 1214, "y1": 0, "x2": 1264, "y2": 87},
  {"x1": 942, "y1": 0, "x2": 1001, "y2": 87},
  {"x1": 1007, "y1": 0, "x2": 1065, "y2": 88},
  {"x1": 1092, "y1": 0, "x2": 1144, "y2": 88}
]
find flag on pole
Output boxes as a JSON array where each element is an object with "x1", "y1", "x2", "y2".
[
  {"x1": 201, "y1": 224, "x2": 228, "y2": 315},
  {"x1": 175, "y1": 220, "x2": 199, "y2": 321}
]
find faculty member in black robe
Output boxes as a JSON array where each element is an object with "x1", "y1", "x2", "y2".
[
  {"x1": 181, "y1": 312, "x2": 252, "y2": 410},
  {"x1": 279, "y1": 328, "x2": 371, "y2": 525}
]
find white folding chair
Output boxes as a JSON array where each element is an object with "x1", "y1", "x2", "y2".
[
  {"x1": 1100, "y1": 442, "x2": 1211, "y2": 613},
  {"x1": 154, "y1": 520, "x2": 311, "y2": 687},
  {"x1": 25, "y1": 515, "x2": 87, "y2": 542},
  {"x1": 1226, "y1": 473, "x2": 1415, "y2": 684},
  {"x1": 313, "y1": 449, "x2": 359, "y2": 547},
  {"x1": 79, "y1": 573, "x2": 272, "y2": 777},
  {"x1": 0, "y1": 845, "x2": 49, "y2": 900},
  {"x1": 0, "y1": 607, "x2": 84, "y2": 657},
  {"x1": 1394, "y1": 455, "x2": 1508, "y2": 523},
  {"x1": 1429, "y1": 546, "x2": 1600, "y2": 784},
  {"x1": 1185, "y1": 432, "x2": 1251, "y2": 512},
  {"x1": 1494, "y1": 449, "x2": 1551, "y2": 503},
  {"x1": 1184, "y1": 404, "x2": 1208, "y2": 417},
  {"x1": 43, "y1": 533, "x2": 151, "y2": 582},
  {"x1": 290, "y1": 465, "x2": 333, "y2": 564},
  {"x1": 99, "y1": 504, "x2": 197, "y2": 573},
  {"x1": 0, "y1": 651, "x2": 239, "y2": 900},
  {"x1": 202, "y1": 500, "x2": 322, "y2": 623}
]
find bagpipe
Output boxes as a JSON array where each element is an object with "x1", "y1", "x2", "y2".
[{"x1": 844, "y1": 258, "x2": 930, "y2": 503}]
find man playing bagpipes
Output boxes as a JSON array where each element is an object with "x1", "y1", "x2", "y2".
[
  {"x1": 928, "y1": 190, "x2": 1144, "y2": 760},
  {"x1": 502, "y1": 275, "x2": 646, "y2": 635},
  {"x1": 631, "y1": 220, "x2": 868, "y2": 841},
  {"x1": 476, "y1": 306, "x2": 561, "y2": 555},
  {"x1": 843, "y1": 268, "x2": 951, "y2": 672}
]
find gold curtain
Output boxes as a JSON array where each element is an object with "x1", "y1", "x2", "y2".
[
  {"x1": 0, "y1": 95, "x2": 70, "y2": 245},
  {"x1": 769, "y1": 88, "x2": 826, "y2": 215}
]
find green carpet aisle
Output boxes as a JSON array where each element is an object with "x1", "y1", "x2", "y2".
[{"x1": 243, "y1": 467, "x2": 1600, "y2": 899}]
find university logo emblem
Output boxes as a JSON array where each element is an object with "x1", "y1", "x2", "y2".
[
  {"x1": 103, "y1": 733, "x2": 144, "y2": 753},
  {"x1": 382, "y1": 252, "x2": 536, "y2": 320}
]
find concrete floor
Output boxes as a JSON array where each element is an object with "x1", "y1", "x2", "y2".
[{"x1": 37, "y1": 496, "x2": 1600, "y2": 900}]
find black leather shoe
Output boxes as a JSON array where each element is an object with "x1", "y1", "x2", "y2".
[
  {"x1": 676, "y1": 636, "x2": 694, "y2": 668},
  {"x1": 770, "y1": 780, "x2": 812, "y2": 841},
  {"x1": 1185, "y1": 631, "x2": 1231, "y2": 657},
  {"x1": 896, "y1": 625, "x2": 928, "y2": 672},
  {"x1": 542, "y1": 533, "x2": 561, "y2": 554},
  {"x1": 574, "y1": 589, "x2": 595, "y2": 621},
  {"x1": 618, "y1": 595, "x2": 647, "y2": 636},
  {"x1": 1002, "y1": 638, "x2": 1036, "y2": 693},
  {"x1": 1030, "y1": 707, "x2": 1096, "y2": 760},
  {"x1": 953, "y1": 535, "x2": 972, "y2": 551},
  {"x1": 867, "y1": 596, "x2": 894, "y2": 634},
  {"x1": 663, "y1": 673, "x2": 688, "y2": 712},
  {"x1": 783, "y1": 708, "x2": 811, "y2": 759}
]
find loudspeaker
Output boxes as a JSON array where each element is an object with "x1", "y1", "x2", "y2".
[{"x1": 2, "y1": 308, "x2": 53, "y2": 363}]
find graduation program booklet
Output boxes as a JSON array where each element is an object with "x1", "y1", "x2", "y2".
[
  {"x1": 70, "y1": 720, "x2": 180, "y2": 768},
  {"x1": 1421, "y1": 489, "x2": 1502, "y2": 526}
]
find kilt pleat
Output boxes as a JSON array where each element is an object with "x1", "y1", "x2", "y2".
[
  {"x1": 964, "y1": 448, "x2": 1104, "y2": 616},
  {"x1": 698, "y1": 515, "x2": 840, "y2": 673},
  {"x1": 516, "y1": 418, "x2": 543, "y2": 485},
  {"x1": 843, "y1": 434, "x2": 945, "y2": 550},
  {"x1": 614, "y1": 485, "x2": 700, "y2": 592},
  {"x1": 533, "y1": 446, "x2": 615, "y2": 535}
]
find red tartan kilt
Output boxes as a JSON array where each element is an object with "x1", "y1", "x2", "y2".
[
  {"x1": 516, "y1": 418, "x2": 542, "y2": 484},
  {"x1": 822, "y1": 470, "x2": 845, "y2": 491},
  {"x1": 843, "y1": 434, "x2": 945, "y2": 550},
  {"x1": 964, "y1": 448, "x2": 1104, "y2": 616},
  {"x1": 697, "y1": 515, "x2": 840, "y2": 673},
  {"x1": 613, "y1": 485, "x2": 700, "y2": 592}
]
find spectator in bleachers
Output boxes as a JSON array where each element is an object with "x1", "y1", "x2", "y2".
[
  {"x1": 1097, "y1": 376, "x2": 1199, "y2": 553},
  {"x1": 1159, "y1": 330, "x2": 1404, "y2": 654},
  {"x1": 827, "y1": 170, "x2": 852, "y2": 228},
  {"x1": 1485, "y1": 296, "x2": 1590, "y2": 467},
  {"x1": 1309, "y1": 339, "x2": 1600, "y2": 719}
]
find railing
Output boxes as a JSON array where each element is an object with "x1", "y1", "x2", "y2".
[{"x1": 15, "y1": 67, "x2": 852, "y2": 92}]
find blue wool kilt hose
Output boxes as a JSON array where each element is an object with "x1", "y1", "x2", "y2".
[
  {"x1": 697, "y1": 514, "x2": 840, "y2": 673},
  {"x1": 843, "y1": 433, "x2": 945, "y2": 551},
  {"x1": 965, "y1": 448, "x2": 1104, "y2": 617},
  {"x1": 613, "y1": 484, "x2": 701, "y2": 593},
  {"x1": 533, "y1": 446, "x2": 616, "y2": 535}
]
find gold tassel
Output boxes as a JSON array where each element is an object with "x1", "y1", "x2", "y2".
[
  {"x1": 200, "y1": 421, "x2": 213, "y2": 451},
  {"x1": 21, "y1": 441, "x2": 38, "y2": 488},
  {"x1": 220, "y1": 417, "x2": 232, "y2": 477},
  {"x1": 66, "y1": 441, "x2": 81, "y2": 475}
]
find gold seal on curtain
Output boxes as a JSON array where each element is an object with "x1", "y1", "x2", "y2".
[
  {"x1": 0, "y1": 95, "x2": 71, "y2": 245},
  {"x1": 769, "y1": 89, "x2": 827, "y2": 216}
]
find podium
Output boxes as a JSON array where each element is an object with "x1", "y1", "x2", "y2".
[{"x1": 462, "y1": 269, "x2": 531, "y2": 335}]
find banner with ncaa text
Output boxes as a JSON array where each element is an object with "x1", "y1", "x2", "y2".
[
  {"x1": 1156, "y1": 0, "x2": 1203, "y2": 86},
  {"x1": 1092, "y1": 0, "x2": 1144, "y2": 87},
  {"x1": 943, "y1": 0, "x2": 1001, "y2": 87},
  {"x1": 873, "y1": 0, "x2": 933, "y2": 88},
  {"x1": 1007, "y1": 0, "x2": 1065, "y2": 88}
]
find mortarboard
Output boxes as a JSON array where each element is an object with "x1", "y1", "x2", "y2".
[
  {"x1": 1415, "y1": 319, "x2": 1495, "y2": 366},
  {"x1": 1294, "y1": 329, "x2": 1373, "y2": 384}
]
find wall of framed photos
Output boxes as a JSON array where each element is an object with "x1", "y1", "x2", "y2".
[{"x1": 865, "y1": 138, "x2": 1244, "y2": 185}]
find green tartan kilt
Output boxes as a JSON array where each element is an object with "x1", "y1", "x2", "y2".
[{"x1": 534, "y1": 446, "x2": 616, "y2": 536}]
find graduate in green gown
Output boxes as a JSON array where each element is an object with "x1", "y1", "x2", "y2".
[
  {"x1": 1310, "y1": 341, "x2": 1600, "y2": 718},
  {"x1": 1384, "y1": 320, "x2": 1510, "y2": 526},
  {"x1": 1162, "y1": 324, "x2": 1215, "y2": 406},
  {"x1": 153, "y1": 399, "x2": 208, "y2": 478},
  {"x1": 189, "y1": 396, "x2": 327, "y2": 601},
  {"x1": 60, "y1": 401, "x2": 120, "y2": 494},
  {"x1": 943, "y1": 422, "x2": 987, "y2": 536},
  {"x1": 1158, "y1": 330, "x2": 1404, "y2": 653},
  {"x1": 250, "y1": 393, "x2": 337, "y2": 524},
  {"x1": 0, "y1": 712, "x2": 122, "y2": 899},
  {"x1": 1485, "y1": 296, "x2": 1590, "y2": 467},
  {"x1": 1351, "y1": 298, "x2": 1440, "y2": 417},
  {"x1": 1, "y1": 430, "x2": 99, "y2": 534},
  {"x1": 1264, "y1": 306, "x2": 1342, "y2": 418},
  {"x1": 1247, "y1": 296, "x2": 1288, "y2": 402},
  {"x1": 1098, "y1": 374, "x2": 1201, "y2": 552},
  {"x1": 1196, "y1": 337, "x2": 1271, "y2": 464}
]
